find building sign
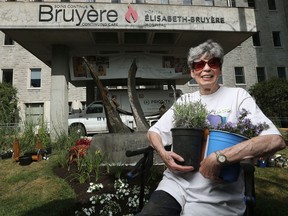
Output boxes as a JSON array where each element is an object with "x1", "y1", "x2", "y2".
[
  {"x1": 0, "y1": 2, "x2": 256, "y2": 32},
  {"x1": 125, "y1": 5, "x2": 138, "y2": 23},
  {"x1": 38, "y1": 4, "x2": 225, "y2": 28}
]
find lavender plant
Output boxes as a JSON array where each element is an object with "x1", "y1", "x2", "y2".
[
  {"x1": 173, "y1": 95, "x2": 210, "y2": 129},
  {"x1": 214, "y1": 108, "x2": 269, "y2": 138}
]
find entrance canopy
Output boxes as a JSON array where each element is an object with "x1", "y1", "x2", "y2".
[{"x1": 0, "y1": 2, "x2": 256, "y2": 86}]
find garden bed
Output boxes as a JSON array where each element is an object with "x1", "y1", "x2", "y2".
[{"x1": 53, "y1": 164, "x2": 165, "y2": 215}]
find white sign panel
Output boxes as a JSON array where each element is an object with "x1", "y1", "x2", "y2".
[{"x1": 0, "y1": 2, "x2": 256, "y2": 32}]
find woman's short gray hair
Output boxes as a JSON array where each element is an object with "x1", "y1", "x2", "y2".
[{"x1": 187, "y1": 39, "x2": 224, "y2": 70}]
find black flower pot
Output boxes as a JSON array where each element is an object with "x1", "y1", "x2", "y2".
[
  {"x1": 1, "y1": 151, "x2": 13, "y2": 160},
  {"x1": 19, "y1": 155, "x2": 32, "y2": 166},
  {"x1": 171, "y1": 128, "x2": 204, "y2": 170}
]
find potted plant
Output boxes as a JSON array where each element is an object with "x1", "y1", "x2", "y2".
[
  {"x1": 206, "y1": 108, "x2": 269, "y2": 182},
  {"x1": 171, "y1": 95, "x2": 210, "y2": 170}
]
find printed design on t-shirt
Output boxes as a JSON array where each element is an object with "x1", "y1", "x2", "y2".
[{"x1": 208, "y1": 108, "x2": 231, "y2": 127}]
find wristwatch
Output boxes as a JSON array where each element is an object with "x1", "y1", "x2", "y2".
[{"x1": 215, "y1": 151, "x2": 227, "y2": 165}]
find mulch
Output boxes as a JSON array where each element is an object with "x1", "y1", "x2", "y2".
[{"x1": 53, "y1": 164, "x2": 164, "y2": 215}]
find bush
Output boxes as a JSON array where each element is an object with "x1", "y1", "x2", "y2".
[
  {"x1": 0, "y1": 83, "x2": 19, "y2": 124},
  {"x1": 249, "y1": 78, "x2": 288, "y2": 127}
]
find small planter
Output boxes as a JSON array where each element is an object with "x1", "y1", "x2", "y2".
[
  {"x1": 1, "y1": 151, "x2": 13, "y2": 160},
  {"x1": 19, "y1": 155, "x2": 32, "y2": 166},
  {"x1": 206, "y1": 130, "x2": 248, "y2": 182},
  {"x1": 171, "y1": 128, "x2": 204, "y2": 170}
]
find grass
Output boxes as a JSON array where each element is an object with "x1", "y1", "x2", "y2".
[
  {"x1": 254, "y1": 147, "x2": 288, "y2": 216},
  {"x1": 0, "y1": 153, "x2": 75, "y2": 216},
  {"x1": 0, "y1": 148, "x2": 287, "y2": 216}
]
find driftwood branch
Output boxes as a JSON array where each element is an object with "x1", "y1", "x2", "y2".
[
  {"x1": 127, "y1": 59, "x2": 149, "y2": 131},
  {"x1": 82, "y1": 57, "x2": 131, "y2": 133}
]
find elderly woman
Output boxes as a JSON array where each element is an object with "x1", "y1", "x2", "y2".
[{"x1": 137, "y1": 40, "x2": 286, "y2": 216}]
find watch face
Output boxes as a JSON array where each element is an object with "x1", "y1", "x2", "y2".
[{"x1": 218, "y1": 155, "x2": 226, "y2": 163}]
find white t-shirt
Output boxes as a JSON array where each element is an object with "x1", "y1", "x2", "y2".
[{"x1": 149, "y1": 86, "x2": 280, "y2": 216}]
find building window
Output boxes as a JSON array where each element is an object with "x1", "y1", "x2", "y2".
[
  {"x1": 4, "y1": 34, "x2": 14, "y2": 45},
  {"x1": 61, "y1": 0, "x2": 70, "y2": 2},
  {"x1": 25, "y1": 103, "x2": 44, "y2": 125},
  {"x1": 234, "y1": 67, "x2": 246, "y2": 84},
  {"x1": 2, "y1": 69, "x2": 13, "y2": 85},
  {"x1": 272, "y1": 31, "x2": 281, "y2": 47},
  {"x1": 183, "y1": 0, "x2": 191, "y2": 5},
  {"x1": 111, "y1": 0, "x2": 120, "y2": 2},
  {"x1": 268, "y1": 0, "x2": 276, "y2": 10},
  {"x1": 252, "y1": 31, "x2": 261, "y2": 46},
  {"x1": 228, "y1": 0, "x2": 236, "y2": 7},
  {"x1": 277, "y1": 67, "x2": 286, "y2": 79},
  {"x1": 248, "y1": 0, "x2": 255, "y2": 8},
  {"x1": 30, "y1": 68, "x2": 41, "y2": 88},
  {"x1": 136, "y1": 0, "x2": 145, "y2": 3},
  {"x1": 205, "y1": 0, "x2": 214, "y2": 6},
  {"x1": 256, "y1": 67, "x2": 266, "y2": 82}
]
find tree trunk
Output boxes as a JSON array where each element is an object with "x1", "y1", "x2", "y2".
[
  {"x1": 82, "y1": 57, "x2": 131, "y2": 133},
  {"x1": 127, "y1": 59, "x2": 149, "y2": 131}
]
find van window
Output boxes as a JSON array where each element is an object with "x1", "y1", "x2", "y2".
[{"x1": 86, "y1": 104, "x2": 103, "y2": 114}]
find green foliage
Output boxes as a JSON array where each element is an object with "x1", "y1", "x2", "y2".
[
  {"x1": 0, "y1": 83, "x2": 19, "y2": 124},
  {"x1": 249, "y1": 78, "x2": 288, "y2": 119},
  {"x1": 35, "y1": 117, "x2": 51, "y2": 148},
  {"x1": 53, "y1": 130, "x2": 81, "y2": 168},
  {"x1": 19, "y1": 120, "x2": 38, "y2": 153},
  {"x1": 0, "y1": 127, "x2": 19, "y2": 152},
  {"x1": 173, "y1": 96, "x2": 209, "y2": 129}
]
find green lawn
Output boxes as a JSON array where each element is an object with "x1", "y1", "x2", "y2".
[
  {"x1": 0, "y1": 154, "x2": 75, "y2": 216},
  {"x1": 254, "y1": 147, "x2": 288, "y2": 216},
  {"x1": 0, "y1": 148, "x2": 287, "y2": 216}
]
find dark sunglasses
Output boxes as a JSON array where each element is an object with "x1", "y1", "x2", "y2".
[{"x1": 192, "y1": 57, "x2": 221, "y2": 71}]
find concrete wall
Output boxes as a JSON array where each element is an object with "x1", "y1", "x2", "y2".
[{"x1": 89, "y1": 132, "x2": 163, "y2": 165}]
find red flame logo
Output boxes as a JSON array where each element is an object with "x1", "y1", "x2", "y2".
[{"x1": 125, "y1": 5, "x2": 138, "y2": 23}]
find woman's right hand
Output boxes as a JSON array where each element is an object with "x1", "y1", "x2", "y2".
[{"x1": 160, "y1": 150, "x2": 194, "y2": 173}]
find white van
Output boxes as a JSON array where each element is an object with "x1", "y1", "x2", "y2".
[{"x1": 68, "y1": 89, "x2": 182, "y2": 135}]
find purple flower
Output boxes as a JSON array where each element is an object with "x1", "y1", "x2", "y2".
[{"x1": 210, "y1": 109, "x2": 269, "y2": 139}]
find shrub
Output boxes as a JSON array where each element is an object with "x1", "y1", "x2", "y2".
[{"x1": 249, "y1": 78, "x2": 288, "y2": 127}]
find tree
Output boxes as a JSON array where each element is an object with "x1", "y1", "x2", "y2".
[
  {"x1": 249, "y1": 78, "x2": 288, "y2": 127},
  {"x1": 0, "y1": 83, "x2": 19, "y2": 124}
]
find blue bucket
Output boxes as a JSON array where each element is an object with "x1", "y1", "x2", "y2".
[{"x1": 206, "y1": 130, "x2": 248, "y2": 182}]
